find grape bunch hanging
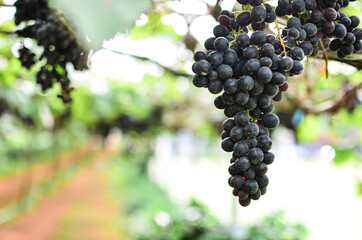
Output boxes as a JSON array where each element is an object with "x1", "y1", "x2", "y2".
[
  {"x1": 191, "y1": 0, "x2": 361, "y2": 206},
  {"x1": 13, "y1": 0, "x2": 87, "y2": 103}
]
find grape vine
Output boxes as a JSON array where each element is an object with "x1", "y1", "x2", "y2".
[
  {"x1": 191, "y1": 0, "x2": 361, "y2": 206},
  {"x1": 12, "y1": 0, "x2": 88, "y2": 103}
]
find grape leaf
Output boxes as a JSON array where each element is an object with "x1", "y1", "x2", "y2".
[{"x1": 54, "y1": 0, "x2": 151, "y2": 50}]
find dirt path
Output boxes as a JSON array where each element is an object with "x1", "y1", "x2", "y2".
[
  {"x1": 0, "y1": 147, "x2": 124, "y2": 240},
  {"x1": 0, "y1": 140, "x2": 93, "y2": 208}
]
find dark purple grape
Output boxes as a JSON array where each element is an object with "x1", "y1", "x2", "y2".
[
  {"x1": 340, "y1": 43, "x2": 354, "y2": 55},
  {"x1": 305, "y1": 0, "x2": 317, "y2": 10},
  {"x1": 288, "y1": 28, "x2": 300, "y2": 39},
  {"x1": 194, "y1": 51, "x2": 207, "y2": 61},
  {"x1": 257, "y1": 66, "x2": 273, "y2": 83},
  {"x1": 263, "y1": 151, "x2": 275, "y2": 164},
  {"x1": 292, "y1": 0, "x2": 305, "y2": 13},
  {"x1": 322, "y1": 21, "x2": 336, "y2": 34},
  {"x1": 217, "y1": 64, "x2": 233, "y2": 80},
  {"x1": 230, "y1": 126, "x2": 244, "y2": 142},
  {"x1": 329, "y1": 38, "x2": 342, "y2": 51},
  {"x1": 250, "y1": 30, "x2": 267, "y2": 46},
  {"x1": 278, "y1": 0, "x2": 291, "y2": 9},
  {"x1": 243, "y1": 179, "x2": 259, "y2": 194},
  {"x1": 236, "y1": 11, "x2": 251, "y2": 27},
  {"x1": 271, "y1": 72, "x2": 286, "y2": 86},
  {"x1": 222, "y1": 118, "x2": 236, "y2": 131},
  {"x1": 344, "y1": 32, "x2": 356, "y2": 44},
  {"x1": 238, "y1": 197, "x2": 251, "y2": 206},
  {"x1": 323, "y1": 8, "x2": 338, "y2": 21},
  {"x1": 287, "y1": 17, "x2": 301, "y2": 29},
  {"x1": 275, "y1": 6, "x2": 289, "y2": 17},
  {"x1": 233, "y1": 141, "x2": 249, "y2": 157},
  {"x1": 208, "y1": 80, "x2": 223, "y2": 94},
  {"x1": 340, "y1": 17, "x2": 351, "y2": 27},
  {"x1": 255, "y1": 174, "x2": 269, "y2": 188},
  {"x1": 279, "y1": 82, "x2": 289, "y2": 92},
  {"x1": 248, "y1": 148, "x2": 264, "y2": 164},
  {"x1": 350, "y1": 16, "x2": 360, "y2": 28},
  {"x1": 213, "y1": 25, "x2": 229, "y2": 37},
  {"x1": 303, "y1": 23, "x2": 318, "y2": 37},
  {"x1": 218, "y1": 15, "x2": 231, "y2": 27},
  {"x1": 290, "y1": 47, "x2": 305, "y2": 61},
  {"x1": 291, "y1": 60, "x2": 304, "y2": 75},
  {"x1": 192, "y1": 74, "x2": 208, "y2": 87},
  {"x1": 224, "y1": 78, "x2": 238, "y2": 94},
  {"x1": 260, "y1": 43, "x2": 275, "y2": 57},
  {"x1": 251, "y1": 6, "x2": 266, "y2": 24},
  {"x1": 261, "y1": 113, "x2": 280, "y2": 129},
  {"x1": 204, "y1": 37, "x2": 216, "y2": 50},
  {"x1": 254, "y1": 162, "x2": 268, "y2": 175},
  {"x1": 250, "y1": 0, "x2": 263, "y2": 6},
  {"x1": 235, "y1": 156, "x2": 251, "y2": 171},
  {"x1": 244, "y1": 122, "x2": 259, "y2": 138},
  {"x1": 243, "y1": 46, "x2": 259, "y2": 60},
  {"x1": 260, "y1": 57, "x2": 273, "y2": 67},
  {"x1": 311, "y1": 9, "x2": 322, "y2": 22},
  {"x1": 273, "y1": 91, "x2": 283, "y2": 101},
  {"x1": 333, "y1": 23, "x2": 347, "y2": 38},
  {"x1": 214, "y1": 95, "x2": 226, "y2": 109},
  {"x1": 221, "y1": 137, "x2": 235, "y2": 152},
  {"x1": 214, "y1": 37, "x2": 229, "y2": 52},
  {"x1": 238, "y1": 190, "x2": 249, "y2": 201},
  {"x1": 299, "y1": 41, "x2": 314, "y2": 56},
  {"x1": 245, "y1": 58, "x2": 261, "y2": 73},
  {"x1": 279, "y1": 56, "x2": 294, "y2": 71}
]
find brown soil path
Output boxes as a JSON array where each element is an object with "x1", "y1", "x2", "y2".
[
  {"x1": 0, "y1": 146, "x2": 124, "y2": 240},
  {"x1": 0, "y1": 140, "x2": 94, "y2": 208}
]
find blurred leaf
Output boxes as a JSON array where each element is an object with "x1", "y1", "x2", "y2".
[
  {"x1": 296, "y1": 114, "x2": 323, "y2": 143},
  {"x1": 357, "y1": 180, "x2": 362, "y2": 196},
  {"x1": 55, "y1": 0, "x2": 151, "y2": 50},
  {"x1": 130, "y1": 13, "x2": 182, "y2": 40},
  {"x1": 333, "y1": 148, "x2": 360, "y2": 165}
]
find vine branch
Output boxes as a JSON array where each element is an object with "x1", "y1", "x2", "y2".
[
  {"x1": 102, "y1": 48, "x2": 192, "y2": 78},
  {"x1": 314, "y1": 51, "x2": 362, "y2": 70},
  {"x1": 0, "y1": 30, "x2": 15, "y2": 35},
  {"x1": 291, "y1": 82, "x2": 362, "y2": 114},
  {"x1": 319, "y1": 37, "x2": 329, "y2": 78},
  {"x1": 0, "y1": 3, "x2": 14, "y2": 7}
]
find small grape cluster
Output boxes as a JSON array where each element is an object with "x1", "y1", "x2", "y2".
[
  {"x1": 275, "y1": 0, "x2": 361, "y2": 58},
  {"x1": 13, "y1": 0, "x2": 87, "y2": 103},
  {"x1": 191, "y1": 0, "x2": 360, "y2": 206},
  {"x1": 18, "y1": 46, "x2": 36, "y2": 69}
]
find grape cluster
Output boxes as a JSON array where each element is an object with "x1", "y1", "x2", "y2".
[
  {"x1": 13, "y1": 0, "x2": 87, "y2": 103},
  {"x1": 275, "y1": 0, "x2": 361, "y2": 58},
  {"x1": 191, "y1": 0, "x2": 360, "y2": 206}
]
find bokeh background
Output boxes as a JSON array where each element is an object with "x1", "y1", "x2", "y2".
[{"x1": 0, "y1": 0, "x2": 361, "y2": 239}]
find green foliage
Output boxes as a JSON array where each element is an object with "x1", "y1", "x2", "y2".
[
  {"x1": 243, "y1": 211, "x2": 308, "y2": 240},
  {"x1": 296, "y1": 114, "x2": 324, "y2": 143},
  {"x1": 357, "y1": 180, "x2": 362, "y2": 196},
  {"x1": 333, "y1": 148, "x2": 360, "y2": 165},
  {"x1": 130, "y1": 13, "x2": 182, "y2": 40}
]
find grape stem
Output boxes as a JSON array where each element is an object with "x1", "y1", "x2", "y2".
[
  {"x1": 318, "y1": 37, "x2": 329, "y2": 78},
  {"x1": 229, "y1": 39, "x2": 236, "y2": 47},
  {"x1": 274, "y1": 20, "x2": 287, "y2": 56}
]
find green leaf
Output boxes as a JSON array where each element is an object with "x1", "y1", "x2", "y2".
[
  {"x1": 54, "y1": 0, "x2": 151, "y2": 50},
  {"x1": 130, "y1": 13, "x2": 182, "y2": 40}
]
